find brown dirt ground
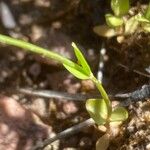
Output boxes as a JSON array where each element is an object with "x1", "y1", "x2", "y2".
[{"x1": 0, "y1": 0, "x2": 150, "y2": 150}]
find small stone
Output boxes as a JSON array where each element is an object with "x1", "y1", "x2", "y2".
[
  {"x1": 28, "y1": 63, "x2": 41, "y2": 77},
  {"x1": 63, "y1": 101, "x2": 78, "y2": 115},
  {"x1": 146, "y1": 143, "x2": 150, "y2": 150},
  {"x1": 30, "y1": 25, "x2": 44, "y2": 42},
  {"x1": 26, "y1": 98, "x2": 47, "y2": 118},
  {"x1": 63, "y1": 148, "x2": 77, "y2": 150},
  {"x1": 79, "y1": 137, "x2": 92, "y2": 147},
  {"x1": 81, "y1": 80, "x2": 95, "y2": 92},
  {"x1": 98, "y1": 125, "x2": 107, "y2": 132},
  {"x1": 127, "y1": 126, "x2": 135, "y2": 133},
  {"x1": 0, "y1": 96, "x2": 51, "y2": 150},
  {"x1": 56, "y1": 112, "x2": 67, "y2": 119}
]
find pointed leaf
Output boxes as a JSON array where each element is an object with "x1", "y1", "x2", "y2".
[
  {"x1": 93, "y1": 25, "x2": 118, "y2": 38},
  {"x1": 105, "y1": 14, "x2": 124, "y2": 27},
  {"x1": 110, "y1": 107, "x2": 128, "y2": 122},
  {"x1": 63, "y1": 63, "x2": 89, "y2": 80},
  {"x1": 111, "y1": 0, "x2": 130, "y2": 17},
  {"x1": 72, "y1": 42, "x2": 91, "y2": 76},
  {"x1": 86, "y1": 99, "x2": 108, "y2": 125}
]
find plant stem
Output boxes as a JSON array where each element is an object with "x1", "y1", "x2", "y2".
[
  {"x1": 91, "y1": 76, "x2": 111, "y2": 114},
  {"x1": 0, "y1": 34, "x2": 111, "y2": 112},
  {"x1": 0, "y1": 34, "x2": 80, "y2": 69}
]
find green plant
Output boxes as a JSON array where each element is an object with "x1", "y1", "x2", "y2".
[
  {"x1": 94, "y1": 0, "x2": 150, "y2": 41},
  {"x1": 0, "y1": 34, "x2": 128, "y2": 149},
  {"x1": 137, "y1": 2, "x2": 150, "y2": 32}
]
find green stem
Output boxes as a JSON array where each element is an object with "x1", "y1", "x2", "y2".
[
  {"x1": 0, "y1": 34, "x2": 80, "y2": 69},
  {"x1": 91, "y1": 76, "x2": 111, "y2": 114}
]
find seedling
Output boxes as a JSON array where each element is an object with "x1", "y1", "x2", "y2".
[
  {"x1": 94, "y1": 0, "x2": 150, "y2": 42},
  {"x1": 0, "y1": 34, "x2": 128, "y2": 149}
]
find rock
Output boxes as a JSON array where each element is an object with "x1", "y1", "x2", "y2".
[
  {"x1": 146, "y1": 143, "x2": 150, "y2": 150},
  {"x1": 63, "y1": 101, "x2": 78, "y2": 115},
  {"x1": 28, "y1": 63, "x2": 41, "y2": 78},
  {"x1": 24, "y1": 98, "x2": 48, "y2": 118},
  {"x1": 0, "y1": 96, "x2": 52, "y2": 150},
  {"x1": 79, "y1": 137, "x2": 92, "y2": 148}
]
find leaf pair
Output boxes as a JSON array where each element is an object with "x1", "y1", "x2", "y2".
[
  {"x1": 86, "y1": 99, "x2": 128, "y2": 125},
  {"x1": 63, "y1": 43, "x2": 92, "y2": 80},
  {"x1": 105, "y1": 0, "x2": 130, "y2": 28}
]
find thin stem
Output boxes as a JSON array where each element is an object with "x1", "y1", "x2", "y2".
[
  {"x1": 91, "y1": 76, "x2": 111, "y2": 114},
  {"x1": 0, "y1": 34, "x2": 81, "y2": 70}
]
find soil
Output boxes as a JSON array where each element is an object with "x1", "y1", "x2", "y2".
[{"x1": 0, "y1": 0, "x2": 150, "y2": 150}]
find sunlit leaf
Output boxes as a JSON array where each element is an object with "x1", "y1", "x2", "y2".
[
  {"x1": 86, "y1": 99, "x2": 108, "y2": 125},
  {"x1": 93, "y1": 25, "x2": 118, "y2": 38},
  {"x1": 96, "y1": 134, "x2": 110, "y2": 150},
  {"x1": 105, "y1": 14, "x2": 124, "y2": 27},
  {"x1": 125, "y1": 16, "x2": 139, "y2": 35},
  {"x1": 110, "y1": 107, "x2": 128, "y2": 122},
  {"x1": 142, "y1": 23, "x2": 150, "y2": 32},
  {"x1": 72, "y1": 42, "x2": 91, "y2": 76},
  {"x1": 63, "y1": 63, "x2": 89, "y2": 80},
  {"x1": 111, "y1": 0, "x2": 130, "y2": 17}
]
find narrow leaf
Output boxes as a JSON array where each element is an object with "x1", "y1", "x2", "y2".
[
  {"x1": 86, "y1": 99, "x2": 108, "y2": 125},
  {"x1": 63, "y1": 63, "x2": 89, "y2": 80},
  {"x1": 110, "y1": 107, "x2": 128, "y2": 122},
  {"x1": 105, "y1": 14, "x2": 124, "y2": 27},
  {"x1": 111, "y1": 0, "x2": 130, "y2": 17},
  {"x1": 72, "y1": 42, "x2": 91, "y2": 76}
]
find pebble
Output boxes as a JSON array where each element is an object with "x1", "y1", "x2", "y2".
[
  {"x1": 28, "y1": 63, "x2": 41, "y2": 77},
  {"x1": 63, "y1": 148, "x2": 77, "y2": 150},
  {"x1": 0, "y1": 1, "x2": 16, "y2": 29},
  {"x1": 63, "y1": 101, "x2": 78, "y2": 115},
  {"x1": 79, "y1": 137, "x2": 92, "y2": 147},
  {"x1": 146, "y1": 143, "x2": 150, "y2": 150}
]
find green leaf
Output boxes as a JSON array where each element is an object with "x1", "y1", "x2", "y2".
[
  {"x1": 86, "y1": 99, "x2": 108, "y2": 125},
  {"x1": 111, "y1": 0, "x2": 130, "y2": 17},
  {"x1": 105, "y1": 14, "x2": 124, "y2": 27},
  {"x1": 93, "y1": 25, "x2": 118, "y2": 38},
  {"x1": 135, "y1": 13, "x2": 150, "y2": 23},
  {"x1": 72, "y1": 42, "x2": 91, "y2": 76},
  {"x1": 110, "y1": 107, "x2": 128, "y2": 122},
  {"x1": 144, "y1": 3, "x2": 150, "y2": 21},
  {"x1": 63, "y1": 63, "x2": 89, "y2": 80},
  {"x1": 125, "y1": 16, "x2": 139, "y2": 35}
]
